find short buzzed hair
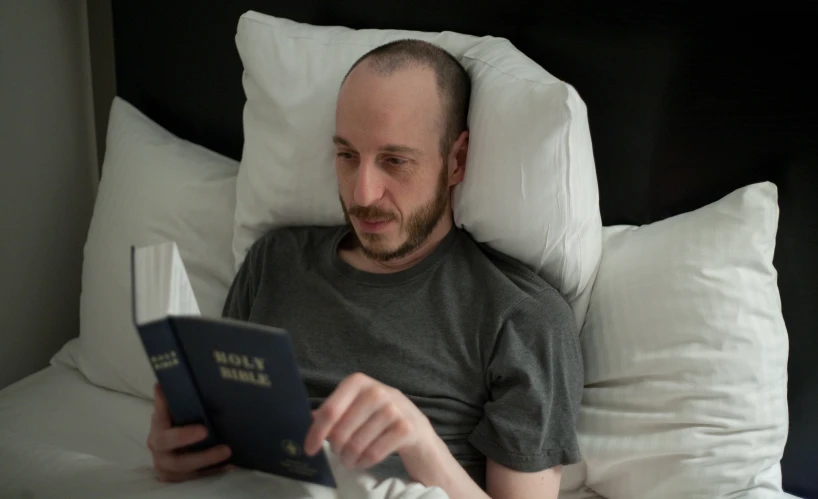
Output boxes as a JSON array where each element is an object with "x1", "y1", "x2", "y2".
[{"x1": 343, "y1": 40, "x2": 471, "y2": 157}]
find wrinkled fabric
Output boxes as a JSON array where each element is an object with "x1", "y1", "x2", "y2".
[{"x1": 0, "y1": 365, "x2": 447, "y2": 499}]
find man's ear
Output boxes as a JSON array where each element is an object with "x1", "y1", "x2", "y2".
[{"x1": 448, "y1": 130, "x2": 469, "y2": 186}]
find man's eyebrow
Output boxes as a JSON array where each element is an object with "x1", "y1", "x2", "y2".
[
  {"x1": 381, "y1": 144, "x2": 423, "y2": 156},
  {"x1": 332, "y1": 135, "x2": 353, "y2": 148},
  {"x1": 333, "y1": 136, "x2": 422, "y2": 157}
]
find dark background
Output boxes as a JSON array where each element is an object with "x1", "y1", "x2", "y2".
[{"x1": 110, "y1": 1, "x2": 817, "y2": 495}]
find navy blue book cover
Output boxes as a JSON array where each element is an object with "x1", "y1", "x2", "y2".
[
  {"x1": 130, "y1": 247, "x2": 336, "y2": 488},
  {"x1": 137, "y1": 319, "x2": 220, "y2": 455},
  {"x1": 172, "y1": 316, "x2": 336, "y2": 487}
]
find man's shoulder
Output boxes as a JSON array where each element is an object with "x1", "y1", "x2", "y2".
[
  {"x1": 456, "y1": 229, "x2": 558, "y2": 298},
  {"x1": 454, "y1": 229, "x2": 574, "y2": 329},
  {"x1": 456, "y1": 232, "x2": 576, "y2": 346}
]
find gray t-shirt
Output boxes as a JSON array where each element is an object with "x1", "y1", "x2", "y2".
[{"x1": 222, "y1": 225, "x2": 583, "y2": 488}]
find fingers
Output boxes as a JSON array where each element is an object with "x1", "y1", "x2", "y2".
[
  {"x1": 352, "y1": 420, "x2": 413, "y2": 470},
  {"x1": 148, "y1": 425, "x2": 208, "y2": 454},
  {"x1": 154, "y1": 444, "x2": 232, "y2": 477},
  {"x1": 329, "y1": 384, "x2": 388, "y2": 454},
  {"x1": 305, "y1": 372, "x2": 421, "y2": 470},
  {"x1": 149, "y1": 383, "x2": 236, "y2": 483},
  {"x1": 340, "y1": 403, "x2": 400, "y2": 469},
  {"x1": 305, "y1": 373, "x2": 372, "y2": 456}
]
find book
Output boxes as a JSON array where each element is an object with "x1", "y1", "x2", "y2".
[{"x1": 130, "y1": 241, "x2": 336, "y2": 488}]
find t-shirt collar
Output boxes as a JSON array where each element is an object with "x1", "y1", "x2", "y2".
[{"x1": 328, "y1": 224, "x2": 460, "y2": 286}]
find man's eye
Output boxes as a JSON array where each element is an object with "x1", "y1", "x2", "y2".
[
  {"x1": 336, "y1": 152, "x2": 354, "y2": 160},
  {"x1": 385, "y1": 157, "x2": 406, "y2": 166}
]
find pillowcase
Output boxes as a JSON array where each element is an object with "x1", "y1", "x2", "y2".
[
  {"x1": 52, "y1": 97, "x2": 238, "y2": 400},
  {"x1": 566, "y1": 182, "x2": 789, "y2": 498},
  {"x1": 233, "y1": 11, "x2": 602, "y2": 328}
]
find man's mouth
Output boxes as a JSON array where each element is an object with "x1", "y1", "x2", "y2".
[{"x1": 356, "y1": 218, "x2": 392, "y2": 232}]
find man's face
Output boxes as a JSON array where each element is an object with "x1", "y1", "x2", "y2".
[{"x1": 334, "y1": 64, "x2": 459, "y2": 262}]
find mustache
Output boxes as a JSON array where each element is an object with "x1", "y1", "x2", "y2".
[{"x1": 346, "y1": 204, "x2": 397, "y2": 222}]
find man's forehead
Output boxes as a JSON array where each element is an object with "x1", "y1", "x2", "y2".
[
  {"x1": 339, "y1": 62, "x2": 439, "y2": 108},
  {"x1": 333, "y1": 134, "x2": 424, "y2": 156},
  {"x1": 336, "y1": 64, "x2": 443, "y2": 145},
  {"x1": 333, "y1": 112, "x2": 438, "y2": 153}
]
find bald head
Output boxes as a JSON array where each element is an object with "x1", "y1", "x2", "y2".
[{"x1": 342, "y1": 40, "x2": 471, "y2": 156}]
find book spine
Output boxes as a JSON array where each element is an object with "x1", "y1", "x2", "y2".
[{"x1": 137, "y1": 319, "x2": 219, "y2": 453}]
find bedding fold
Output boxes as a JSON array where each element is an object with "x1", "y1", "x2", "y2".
[{"x1": 0, "y1": 365, "x2": 447, "y2": 499}]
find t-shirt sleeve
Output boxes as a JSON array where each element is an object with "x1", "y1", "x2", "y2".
[
  {"x1": 221, "y1": 238, "x2": 265, "y2": 320},
  {"x1": 468, "y1": 289, "x2": 584, "y2": 472}
]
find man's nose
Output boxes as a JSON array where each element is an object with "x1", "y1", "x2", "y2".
[{"x1": 353, "y1": 159, "x2": 385, "y2": 206}]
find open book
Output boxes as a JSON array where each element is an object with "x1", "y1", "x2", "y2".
[{"x1": 130, "y1": 242, "x2": 336, "y2": 488}]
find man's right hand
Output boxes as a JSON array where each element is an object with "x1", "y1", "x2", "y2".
[{"x1": 147, "y1": 383, "x2": 233, "y2": 482}]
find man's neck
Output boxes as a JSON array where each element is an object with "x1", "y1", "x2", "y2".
[{"x1": 341, "y1": 215, "x2": 454, "y2": 274}]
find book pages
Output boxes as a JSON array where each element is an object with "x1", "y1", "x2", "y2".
[
  {"x1": 169, "y1": 244, "x2": 200, "y2": 317},
  {"x1": 133, "y1": 242, "x2": 200, "y2": 324}
]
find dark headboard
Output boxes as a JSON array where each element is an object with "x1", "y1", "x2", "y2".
[{"x1": 106, "y1": 1, "x2": 818, "y2": 495}]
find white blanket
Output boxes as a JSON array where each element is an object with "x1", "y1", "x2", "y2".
[{"x1": 0, "y1": 364, "x2": 448, "y2": 499}]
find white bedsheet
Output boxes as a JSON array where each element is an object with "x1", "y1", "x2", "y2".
[
  {"x1": 0, "y1": 364, "x2": 803, "y2": 499},
  {"x1": 0, "y1": 363, "x2": 447, "y2": 499}
]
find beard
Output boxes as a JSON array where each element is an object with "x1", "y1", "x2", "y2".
[{"x1": 340, "y1": 164, "x2": 450, "y2": 262}]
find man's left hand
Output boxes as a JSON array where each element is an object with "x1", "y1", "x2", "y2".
[{"x1": 303, "y1": 372, "x2": 436, "y2": 471}]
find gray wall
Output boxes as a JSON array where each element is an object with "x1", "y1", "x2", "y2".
[{"x1": 0, "y1": 0, "x2": 98, "y2": 388}]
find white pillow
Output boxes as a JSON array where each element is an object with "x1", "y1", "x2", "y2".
[
  {"x1": 52, "y1": 97, "x2": 238, "y2": 400},
  {"x1": 233, "y1": 12, "x2": 602, "y2": 328},
  {"x1": 567, "y1": 182, "x2": 789, "y2": 498}
]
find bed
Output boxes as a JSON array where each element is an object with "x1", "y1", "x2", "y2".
[
  {"x1": 0, "y1": 363, "x2": 446, "y2": 498},
  {"x1": 1, "y1": 1, "x2": 815, "y2": 498},
  {"x1": 0, "y1": 363, "x2": 805, "y2": 499}
]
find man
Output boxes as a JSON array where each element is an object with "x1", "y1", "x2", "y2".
[{"x1": 146, "y1": 39, "x2": 583, "y2": 498}]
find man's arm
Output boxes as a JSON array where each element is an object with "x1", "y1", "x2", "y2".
[
  {"x1": 303, "y1": 372, "x2": 489, "y2": 499},
  {"x1": 467, "y1": 288, "x2": 583, "y2": 498},
  {"x1": 407, "y1": 451, "x2": 562, "y2": 499},
  {"x1": 397, "y1": 426, "x2": 490, "y2": 499},
  {"x1": 486, "y1": 459, "x2": 561, "y2": 499},
  {"x1": 301, "y1": 372, "x2": 564, "y2": 499}
]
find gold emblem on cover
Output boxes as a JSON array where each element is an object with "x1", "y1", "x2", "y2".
[{"x1": 282, "y1": 439, "x2": 302, "y2": 457}]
